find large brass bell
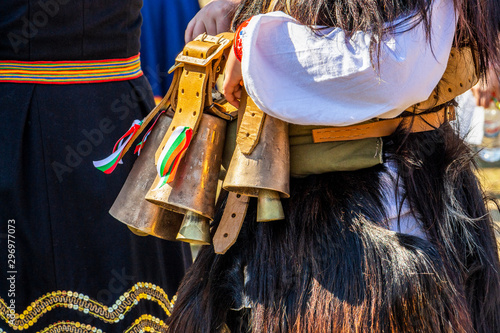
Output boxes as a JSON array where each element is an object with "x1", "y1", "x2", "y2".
[
  {"x1": 145, "y1": 113, "x2": 227, "y2": 244},
  {"x1": 109, "y1": 113, "x2": 185, "y2": 240},
  {"x1": 223, "y1": 108, "x2": 290, "y2": 222}
]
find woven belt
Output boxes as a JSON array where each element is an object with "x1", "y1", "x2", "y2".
[
  {"x1": 0, "y1": 54, "x2": 143, "y2": 84},
  {"x1": 312, "y1": 106, "x2": 455, "y2": 143}
]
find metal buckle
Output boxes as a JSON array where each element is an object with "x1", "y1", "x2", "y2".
[
  {"x1": 204, "y1": 102, "x2": 236, "y2": 121},
  {"x1": 175, "y1": 33, "x2": 231, "y2": 67}
]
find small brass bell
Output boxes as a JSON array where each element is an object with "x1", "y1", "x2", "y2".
[
  {"x1": 176, "y1": 211, "x2": 211, "y2": 245},
  {"x1": 256, "y1": 190, "x2": 285, "y2": 222}
]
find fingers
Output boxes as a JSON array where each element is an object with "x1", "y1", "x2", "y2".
[
  {"x1": 234, "y1": 88, "x2": 242, "y2": 100},
  {"x1": 192, "y1": 20, "x2": 209, "y2": 39},
  {"x1": 185, "y1": 19, "x2": 195, "y2": 43},
  {"x1": 223, "y1": 49, "x2": 243, "y2": 108},
  {"x1": 224, "y1": 82, "x2": 242, "y2": 109},
  {"x1": 185, "y1": 0, "x2": 241, "y2": 43},
  {"x1": 202, "y1": 19, "x2": 218, "y2": 36},
  {"x1": 223, "y1": 71, "x2": 242, "y2": 109},
  {"x1": 216, "y1": 16, "x2": 231, "y2": 35}
]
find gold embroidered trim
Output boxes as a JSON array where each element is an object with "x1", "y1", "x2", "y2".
[
  {"x1": 0, "y1": 282, "x2": 175, "y2": 331},
  {"x1": 37, "y1": 321, "x2": 102, "y2": 333},
  {"x1": 124, "y1": 314, "x2": 168, "y2": 333},
  {"x1": 0, "y1": 314, "x2": 168, "y2": 333}
]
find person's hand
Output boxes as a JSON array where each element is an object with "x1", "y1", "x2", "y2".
[
  {"x1": 185, "y1": 0, "x2": 242, "y2": 43},
  {"x1": 223, "y1": 48, "x2": 243, "y2": 108},
  {"x1": 471, "y1": 67, "x2": 500, "y2": 108}
]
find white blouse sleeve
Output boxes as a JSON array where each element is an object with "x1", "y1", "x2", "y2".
[{"x1": 240, "y1": 0, "x2": 457, "y2": 126}]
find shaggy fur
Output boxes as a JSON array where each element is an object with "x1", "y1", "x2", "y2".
[{"x1": 167, "y1": 124, "x2": 500, "y2": 332}]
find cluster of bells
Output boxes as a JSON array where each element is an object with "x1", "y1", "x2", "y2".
[{"x1": 110, "y1": 105, "x2": 289, "y2": 246}]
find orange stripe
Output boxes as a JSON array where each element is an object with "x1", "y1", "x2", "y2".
[
  {"x1": 0, "y1": 54, "x2": 140, "y2": 65},
  {"x1": 161, "y1": 137, "x2": 187, "y2": 177},
  {"x1": 166, "y1": 149, "x2": 187, "y2": 182},
  {"x1": 0, "y1": 65, "x2": 139, "y2": 76},
  {"x1": 0, "y1": 54, "x2": 142, "y2": 84},
  {"x1": 0, "y1": 73, "x2": 143, "y2": 85},
  {"x1": 0, "y1": 63, "x2": 138, "y2": 71}
]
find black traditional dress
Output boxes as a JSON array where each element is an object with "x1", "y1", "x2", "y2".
[{"x1": 0, "y1": 1, "x2": 191, "y2": 332}]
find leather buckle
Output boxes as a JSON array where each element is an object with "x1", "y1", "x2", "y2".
[
  {"x1": 205, "y1": 102, "x2": 237, "y2": 121},
  {"x1": 175, "y1": 33, "x2": 232, "y2": 67}
]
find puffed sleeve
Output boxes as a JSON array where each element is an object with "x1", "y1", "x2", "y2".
[{"x1": 240, "y1": 0, "x2": 456, "y2": 126}]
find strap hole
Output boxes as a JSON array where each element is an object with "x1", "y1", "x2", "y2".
[
  {"x1": 448, "y1": 88, "x2": 452, "y2": 93},
  {"x1": 185, "y1": 51, "x2": 189, "y2": 56},
  {"x1": 251, "y1": 113, "x2": 255, "y2": 117},
  {"x1": 193, "y1": 111, "x2": 197, "y2": 116},
  {"x1": 196, "y1": 92, "x2": 200, "y2": 97},
  {"x1": 459, "y1": 83, "x2": 463, "y2": 87},
  {"x1": 181, "y1": 89, "x2": 184, "y2": 94},
  {"x1": 246, "y1": 132, "x2": 250, "y2": 137},
  {"x1": 185, "y1": 70, "x2": 189, "y2": 76},
  {"x1": 223, "y1": 233, "x2": 229, "y2": 238},
  {"x1": 236, "y1": 194, "x2": 241, "y2": 198},
  {"x1": 231, "y1": 213, "x2": 236, "y2": 218},
  {"x1": 201, "y1": 53, "x2": 204, "y2": 57},
  {"x1": 199, "y1": 73, "x2": 203, "y2": 78},
  {"x1": 178, "y1": 108, "x2": 182, "y2": 113},
  {"x1": 172, "y1": 126, "x2": 176, "y2": 131}
]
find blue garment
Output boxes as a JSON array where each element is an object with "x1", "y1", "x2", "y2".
[{"x1": 140, "y1": 0, "x2": 200, "y2": 97}]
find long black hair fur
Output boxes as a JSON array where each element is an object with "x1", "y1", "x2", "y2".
[
  {"x1": 167, "y1": 122, "x2": 500, "y2": 332},
  {"x1": 167, "y1": 0, "x2": 500, "y2": 331}
]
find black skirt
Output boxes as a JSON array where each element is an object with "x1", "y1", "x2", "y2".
[{"x1": 0, "y1": 76, "x2": 192, "y2": 332}]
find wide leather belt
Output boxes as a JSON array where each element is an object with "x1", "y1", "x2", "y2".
[{"x1": 312, "y1": 105, "x2": 456, "y2": 143}]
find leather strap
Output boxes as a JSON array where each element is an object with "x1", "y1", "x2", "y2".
[
  {"x1": 312, "y1": 106, "x2": 455, "y2": 143},
  {"x1": 236, "y1": 90, "x2": 266, "y2": 155},
  {"x1": 118, "y1": 67, "x2": 181, "y2": 159},
  {"x1": 155, "y1": 63, "x2": 210, "y2": 162},
  {"x1": 154, "y1": 33, "x2": 234, "y2": 163},
  {"x1": 213, "y1": 192, "x2": 250, "y2": 254},
  {"x1": 406, "y1": 47, "x2": 478, "y2": 113}
]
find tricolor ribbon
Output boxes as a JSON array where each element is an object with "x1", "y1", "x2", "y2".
[
  {"x1": 93, "y1": 120, "x2": 142, "y2": 174},
  {"x1": 134, "y1": 111, "x2": 166, "y2": 156},
  {"x1": 155, "y1": 126, "x2": 193, "y2": 189}
]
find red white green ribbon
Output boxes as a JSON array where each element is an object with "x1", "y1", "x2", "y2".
[
  {"x1": 155, "y1": 126, "x2": 193, "y2": 188},
  {"x1": 134, "y1": 111, "x2": 166, "y2": 156},
  {"x1": 93, "y1": 120, "x2": 142, "y2": 174}
]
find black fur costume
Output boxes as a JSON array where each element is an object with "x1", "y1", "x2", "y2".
[{"x1": 168, "y1": 123, "x2": 500, "y2": 332}]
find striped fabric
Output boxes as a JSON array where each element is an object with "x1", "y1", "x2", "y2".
[{"x1": 0, "y1": 54, "x2": 143, "y2": 84}]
